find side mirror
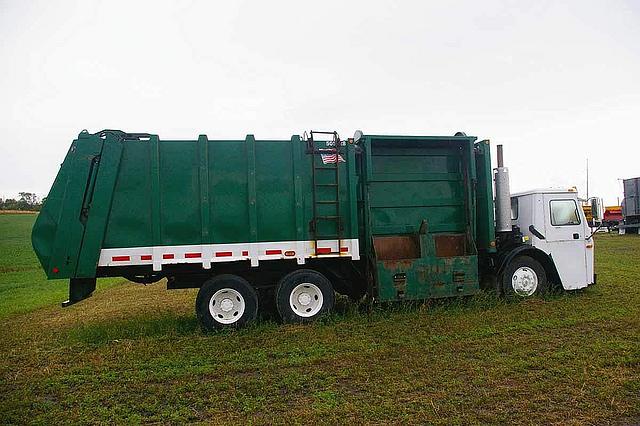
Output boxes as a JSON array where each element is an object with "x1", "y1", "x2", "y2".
[{"x1": 590, "y1": 197, "x2": 603, "y2": 223}]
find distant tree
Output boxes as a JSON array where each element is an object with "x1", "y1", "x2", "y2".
[
  {"x1": 19, "y1": 192, "x2": 38, "y2": 206},
  {"x1": 1, "y1": 198, "x2": 18, "y2": 210},
  {"x1": 0, "y1": 193, "x2": 43, "y2": 211}
]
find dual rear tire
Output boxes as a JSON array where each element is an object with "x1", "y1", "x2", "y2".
[
  {"x1": 196, "y1": 269, "x2": 334, "y2": 331},
  {"x1": 276, "y1": 269, "x2": 334, "y2": 324},
  {"x1": 196, "y1": 274, "x2": 258, "y2": 331}
]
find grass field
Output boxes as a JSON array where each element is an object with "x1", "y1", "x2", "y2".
[{"x1": 0, "y1": 214, "x2": 638, "y2": 424}]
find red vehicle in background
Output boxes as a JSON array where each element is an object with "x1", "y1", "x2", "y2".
[
  {"x1": 603, "y1": 206, "x2": 623, "y2": 231},
  {"x1": 582, "y1": 200, "x2": 620, "y2": 231}
]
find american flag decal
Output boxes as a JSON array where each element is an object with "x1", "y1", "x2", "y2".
[{"x1": 320, "y1": 153, "x2": 346, "y2": 164}]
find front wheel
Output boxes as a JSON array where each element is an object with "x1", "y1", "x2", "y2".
[
  {"x1": 276, "y1": 269, "x2": 335, "y2": 323},
  {"x1": 196, "y1": 274, "x2": 258, "y2": 331},
  {"x1": 501, "y1": 255, "x2": 548, "y2": 298}
]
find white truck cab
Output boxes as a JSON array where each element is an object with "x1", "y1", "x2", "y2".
[{"x1": 510, "y1": 188, "x2": 595, "y2": 290}]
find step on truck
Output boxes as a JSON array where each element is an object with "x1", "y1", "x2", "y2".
[{"x1": 32, "y1": 130, "x2": 596, "y2": 330}]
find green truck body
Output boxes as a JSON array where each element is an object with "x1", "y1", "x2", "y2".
[
  {"x1": 33, "y1": 130, "x2": 359, "y2": 280},
  {"x1": 33, "y1": 129, "x2": 516, "y2": 327}
]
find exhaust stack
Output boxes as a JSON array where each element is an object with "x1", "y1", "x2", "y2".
[{"x1": 494, "y1": 144, "x2": 512, "y2": 232}]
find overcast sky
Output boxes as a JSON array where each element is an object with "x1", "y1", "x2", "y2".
[{"x1": 1, "y1": 0, "x2": 638, "y2": 205}]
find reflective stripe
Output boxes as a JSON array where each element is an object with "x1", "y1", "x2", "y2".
[{"x1": 98, "y1": 238, "x2": 360, "y2": 270}]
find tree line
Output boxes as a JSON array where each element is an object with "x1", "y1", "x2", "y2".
[{"x1": 0, "y1": 193, "x2": 45, "y2": 211}]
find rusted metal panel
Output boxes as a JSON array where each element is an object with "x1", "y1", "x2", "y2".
[
  {"x1": 373, "y1": 235, "x2": 420, "y2": 260},
  {"x1": 376, "y1": 254, "x2": 479, "y2": 302},
  {"x1": 434, "y1": 234, "x2": 467, "y2": 258}
]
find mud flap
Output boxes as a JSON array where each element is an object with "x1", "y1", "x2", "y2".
[{"x1": 61, "y1": 278, "x2": 97, "y2": 307}]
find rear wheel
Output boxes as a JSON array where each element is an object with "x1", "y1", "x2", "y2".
[
  {"x1": 276, "y1": 269, "x2": 335, "y2": 323},
  {"x1": 501, "y1": 256, "x2": 548, "y2": 298},
  {"x1": 196, "y1": 274, "x2": 258, "y2": 331}
]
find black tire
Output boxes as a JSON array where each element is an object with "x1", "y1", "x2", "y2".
[
  {"x1": 275, "y1": 269, "x2": 335, "y2": 323},
  {"x1": 501, "y1": 255, "x2": 548, "y2": 298},
  {"x1": 195, "y1": 274, "x2": 258, "y2": 331}
]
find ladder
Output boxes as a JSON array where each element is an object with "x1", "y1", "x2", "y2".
[{"x1": 307, "y1": 130, "x2": 343, "y2": 256}]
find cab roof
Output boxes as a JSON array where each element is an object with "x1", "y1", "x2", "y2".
[{"x1": 511, "y1": 188, "x2": 579, "y2": 197}]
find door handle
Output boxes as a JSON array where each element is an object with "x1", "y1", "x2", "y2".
[{"x1": 573, "y1": 233, "x2": 579, "y2": 239}]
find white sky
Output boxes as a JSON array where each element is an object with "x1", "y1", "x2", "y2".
[{"x1": 1, "y1": 0, "x2": 638, "y2": 205}]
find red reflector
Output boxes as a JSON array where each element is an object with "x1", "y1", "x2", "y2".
[
  {"x1": 112, "y1": 256, "x2": 130, "y2": 262},
  {"x1": 185, "y1": 252, "x2": 201, "y2": 258},
  {"x1": 242, "y1": 251, "x2": 249, "y2": 256},
  {"x1": 340, "y1": 247, "x2": 348, "y2": 253},
  {"x1": 163, "y1": 254, "x2": 174, "y2": 259},
  {"x1": 284, "y1": 250, "x2": 295, "y2": 256},
  {"x1": 141, "y1": 255, "x2": 152, "y2": 261},
  {"x1": 215, "y1": 251, "x2": 232, "y2": 257},
  {"x1": 266, "y1": 249, "x2": 282, "y2": 255},
  {"x1": 317, "y1": 247, "x2": 331, "y2": 254},
  {"x1": 52, "y1": 267, "x2": 59, "y2": 273}
]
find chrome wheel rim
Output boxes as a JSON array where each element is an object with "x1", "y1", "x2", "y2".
[
  {"x1": 289, "y1": 283, "x2": 323, "y2": 317},
  {"x1": 511, "y1": 266, "x2": 538, "y2": 297},
  {"x1": 209, "y1": 288, "x2": 245, "y2": 324}
]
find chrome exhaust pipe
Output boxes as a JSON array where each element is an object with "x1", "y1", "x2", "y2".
[{"x1": 494, "y1": 144, "x2": 512, "y2": 232}]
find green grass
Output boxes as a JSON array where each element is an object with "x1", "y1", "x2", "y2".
[
  {"x1": 0, "y1": 214, "x2": 638, "y2": 424},
  {"x1": 0, "y1": 215, "x2": 122, "y2": 317}
]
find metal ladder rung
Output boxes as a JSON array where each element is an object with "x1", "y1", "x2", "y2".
[{"x1": 308, "y1": 130, "x2": 343, "y2": 257}]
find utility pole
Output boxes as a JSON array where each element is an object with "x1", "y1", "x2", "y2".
[{"x1": 586, "y1": 158, "x2": 589, "y2": 200}]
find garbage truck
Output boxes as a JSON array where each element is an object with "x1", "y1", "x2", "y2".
[
  {"x1": 620, "y1": 177, "x2": 640, "y2": 234},
  {"x1": 32, "y1": 130, "x2": 596, "y2": 330}
]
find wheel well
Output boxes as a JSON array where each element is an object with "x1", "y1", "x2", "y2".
[{"x1": 515, "y1": 248, "x2": 562, "y2": 288}]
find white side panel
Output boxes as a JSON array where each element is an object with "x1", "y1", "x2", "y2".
[
  {"x1": 585, "y1": 236, "x2": 595, "y2": 285},
  {"x1": 541, "y1": 241, "x2": 589, "y2": 290},
  {"x1": 98, "y1": 238, "x2": 360, "y2": 270},
  {"x1": 540, "y1": 194, "x2": 590, "y2": 290}
]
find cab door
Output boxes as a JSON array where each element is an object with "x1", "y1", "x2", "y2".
[{"x1": 541, "y1": 196, "x2": 589, "y2": 289}]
